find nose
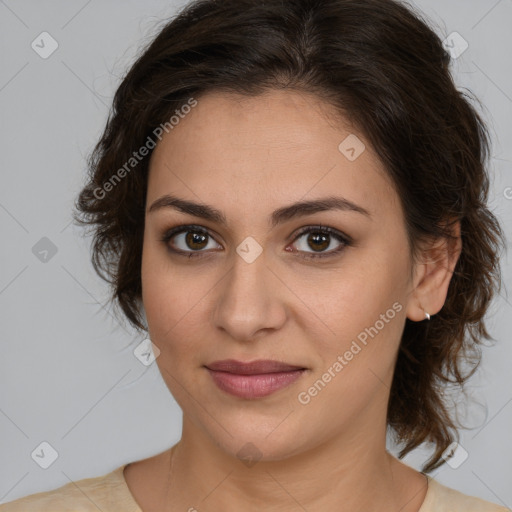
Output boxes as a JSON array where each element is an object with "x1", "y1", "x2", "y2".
[{"x1": 212, "y1": 246, "x2": 287, "y2": 343}]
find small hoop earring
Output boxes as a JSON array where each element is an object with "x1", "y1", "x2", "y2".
[{"x1": 424, "y1": 311, "x2": 431, "y2": 321}]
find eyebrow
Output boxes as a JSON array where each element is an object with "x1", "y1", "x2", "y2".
[{"x1": 147, "y1": 194, "x2": 371, "y2": 228}]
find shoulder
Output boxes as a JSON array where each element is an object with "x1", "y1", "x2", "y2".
[
  {"x1": 422, "y1": 475, "x2": 509, "y2": 512},
  {"x1": 0, "y1": 464, "x2": 140, "y2": 512}
]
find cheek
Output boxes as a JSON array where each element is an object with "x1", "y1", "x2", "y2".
[
  {"x1": 306, "y1": 252, "x2": 405, "y2": 328},
  {"x1": 141, "y1": 233, "x2": 189, "y2": 327},
  {"x1": 302, "y1": 249, "x2": 409, "y2": 378},
  {"x1": 295, "y1": 275, "x2": 406, "y2": 425},
  {"x1": 142, "y1": 272, "x2": 202, "y2": 349},
  {"x1": 141, "y1": 237, "x2": 181, "y2": 344},
  {"x1": 141, "y1": 241, "x2": 217, "y2": 364}
]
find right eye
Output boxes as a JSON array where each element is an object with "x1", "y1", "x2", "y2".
[{"x1": 160, "y1": 225, "x2": 223, "y2": 258}]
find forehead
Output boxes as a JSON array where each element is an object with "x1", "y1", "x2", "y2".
[
  {"x1": 147, "y1": 89, "x2": 400, "y2": 222},
  {"x1": 154, "y1": 89, "x2": 363, "y2": 155}
]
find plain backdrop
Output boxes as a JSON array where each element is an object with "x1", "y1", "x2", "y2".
[{"x1": 0, "y1": 0, "x2": 511, "y2": 506}]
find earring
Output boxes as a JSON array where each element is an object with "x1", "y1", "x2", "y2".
[{"x1": 424, "y1": 311, "x2": 431, "y2": 321}]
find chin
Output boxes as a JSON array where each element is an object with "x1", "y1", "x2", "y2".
[{"x1": 202, "y1": 420, "x2": 313, "y2": 465}]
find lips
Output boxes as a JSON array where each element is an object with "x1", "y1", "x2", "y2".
[
  {"x1": 205, "y1": 359, "x2": 307, "y2": 399},
  {"x1": 205, "y1": 359, "x2": 305, "y2": 375}
]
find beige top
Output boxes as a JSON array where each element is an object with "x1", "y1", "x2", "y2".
[{"x1": 0, "y1": 464, "x2": 508, "y2": 511}]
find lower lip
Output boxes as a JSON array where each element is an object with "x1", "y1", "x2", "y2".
[{"x1": 206, "y1": 368, "x2": 306, "y2": 399}]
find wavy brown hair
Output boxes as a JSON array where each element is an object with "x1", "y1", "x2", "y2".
[{"x1": 73, "y1": 0, "x2": 505, "y2": 472}]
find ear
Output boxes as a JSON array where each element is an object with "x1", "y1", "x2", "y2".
[{"x1": 406, "y1": 220, "x2": 462, "y2": 322}]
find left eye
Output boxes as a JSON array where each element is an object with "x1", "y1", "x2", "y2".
[
  {"x1": 290, "y1": 226, "x2": 351, "y2": 259},
  {"x1": 161, "y1": 225, "x2": 351, "y2": 259}
]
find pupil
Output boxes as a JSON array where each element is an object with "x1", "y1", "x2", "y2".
[
  {"x1": 186, "y1": 231, "x2": 207, "y2": 250},
  {"x1": 309, "y1": 233, "x2": 329, "y2": 251}
]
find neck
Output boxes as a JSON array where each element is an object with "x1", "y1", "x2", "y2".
[{"x1": 163, "y1": 417, "x2": 427, "y2": 512}]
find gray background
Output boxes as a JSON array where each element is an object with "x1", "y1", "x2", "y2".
[{"x1": 0, "y1": 0, "x2": 511, "y2": 506}]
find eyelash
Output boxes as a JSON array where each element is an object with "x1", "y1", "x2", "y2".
[{"x1": 160, "y1": 224, "x2": 352, "y2": 261}]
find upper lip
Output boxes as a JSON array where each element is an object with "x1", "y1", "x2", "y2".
[{"x1": 205, "y1": 359, "x2": 305, "y2": 375}]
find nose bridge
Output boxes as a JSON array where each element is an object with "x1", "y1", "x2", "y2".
[
  {"x1": 213, "y1": 242, "x2": 286, "y2": 340},
  {"x1": 231, "y1": 241, "x2": 267, "y2": 292}
]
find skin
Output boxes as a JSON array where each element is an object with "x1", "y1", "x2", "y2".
[{"x1": 124, "y1": 89, "x2": 461, "y2": 511}]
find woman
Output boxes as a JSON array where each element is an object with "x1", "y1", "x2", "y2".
[{"x1": 1, "y1": 0, "x2": 507, "y2": 510}]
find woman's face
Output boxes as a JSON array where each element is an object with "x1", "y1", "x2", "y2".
[{"x1": 141, "y1": 89, "x2": 418, "y2": 461}]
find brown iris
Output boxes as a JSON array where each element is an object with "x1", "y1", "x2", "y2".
[
  {"x1": 186, "y1": 231, "x2": 208, "y2": 250},
  {"x1": 307, "y1": 232, "x2": 330, "y2": 252}
]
